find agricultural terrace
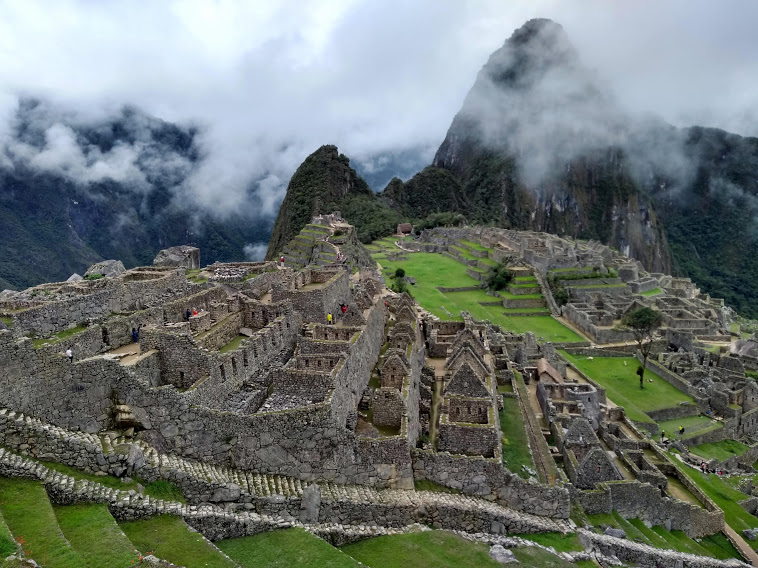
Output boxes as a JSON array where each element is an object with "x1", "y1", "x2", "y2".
[
  {"x1": 371, "y1": 244, "x2": 583, "y2": 343},
  {"x1": 560, "y1": 353, "x2": 694, "y2": 424}
]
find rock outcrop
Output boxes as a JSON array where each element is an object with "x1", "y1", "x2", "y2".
[
  {"x1": 84, "y1": 260, "x2": 126, "y2": 278},
  {"x1": 153, "y1": 245, "x2": 200, "y2": 269}
]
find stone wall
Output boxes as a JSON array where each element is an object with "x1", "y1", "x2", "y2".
[
  {"x1": 579, "y1": 530, "x2": 749, "y2": 568},
  {"x1": 411, "y1": 449, "x2": 570, "y2": 518},
  {"x1": 10, "y1": 270, "x2": 191, "y2": 336},
  {"x1": 572, "y1": 480, "x2": 723, "y2": 538},
  {"x1": 0, "y1": 300, "x2": 414, "y2": 489}
]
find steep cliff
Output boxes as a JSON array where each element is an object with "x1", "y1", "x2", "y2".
[
  {"x1": 424, "y1": 18, "x2": 672, "y2": 272},
  {"x1": 265, "y1": 145, "x2": 374, "y2": 259}
]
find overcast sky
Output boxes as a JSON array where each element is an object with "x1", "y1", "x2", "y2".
[{"x1": 1, "y1": 0, "x2": 757, "y2": 218}]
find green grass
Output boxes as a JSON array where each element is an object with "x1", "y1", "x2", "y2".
[
  {"x1": 219, "y1": 335, "x2": 245, "y2": 354},
  {"x1": 514, "y1": 275, "x2": 537, "y2": 283},
  {"x1": 120, "y1": 515, "x2": 235, "y2": 568},
  {"x1": 503, "y1": 308, "x2": 550, "y2": 314},
  {"x1": 142, "y1": 480, "x2": 186, "y2": 503},
  {"x1": 0, "y1": 478, "x2": 86, "y2": 567},
  {"x1": 0, "y1": 510, "x2": 16, "y2": 558},
  {"x1": 518, "y1": 532, "x2": 583, "y2": 552},
  {"x1": 499, "y1": 396, "x2": 535, "y2": 478},
  {"x1": 698, "y1": 532, "x2": 744, "y2": 560},
  {"x1": 38, "y1": 459, "x2": 186, "y2": 503},
  {"x1": 570, "y1": 283, "x2": 627, "y2": 289},
  {"x1": 627, "y1": 519, "x2": 670, "y2": 548},
  {"x1": 217, "y1": 528, "x2": 360, "y2": 567},
  {"x1": 341, "y1": 531, "x2": 502, "y2": 568},
  {"x1": 54, "y1": 504, "x2": 138, "y2": 567},
  {"x1": 0, "y1": 316, "x2": 12, "y2": 327},
  {"x1": 657, "y1": 415, "x2": 718, "y2": 438},
  {"x1": 641, "y1": 288, "x2": 663, "y2": 296},
  {"x1": 690, "y1": 440, "x2": 750, "y2": 462},
  {"x1": 376, "y1": 251, "x2": 582, "y2": 342},
  {"x1": 32, "y1": 324, "x2": 88, "y2": 348},
  {"x1": 510, "y1": 546, "x2": 578, "y2": 567},
  {"x1": 413, "y1": 480, "x2": 460, "y2": 493},
  {"x1": 560, "y1": 353, "x2": 693, "y2": 423},
  {"x1": 499, "y1": 289, "x2": 543, "y2": 300},
  {"x1": 458, "y1": 239, "x2": 491, "y2": 252},
  {"x1": 674, "y1": 457, "x2": 758, "y2": 533}
]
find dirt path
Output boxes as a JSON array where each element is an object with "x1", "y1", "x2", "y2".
[{"x1": 724, "y1": 525, "x2": 758, "y2": 566}]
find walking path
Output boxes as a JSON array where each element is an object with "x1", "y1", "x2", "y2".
[{"x1": 724, "y1": 525, "x2": 758, "y2": 567}]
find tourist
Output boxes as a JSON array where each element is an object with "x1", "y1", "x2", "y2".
[
  {"x1": 193, "y1": 307, "x2": 198, "y2": 316},
  {"x1": 280, "y1": 256, "x2": 285, "y2": 266},
  {"x1": 679, "y1": 425, "x2": 685, "y2": 436},
  {"x1": 660, "y1": 430, "x2": 665, "y2": 441},
  {"x1": 340, "y1": 303, "x2": 347, "y2": 315},
  {"x1": 185, "y1": 308, "x2": 191, "y2": 321},
  {"x1": 66, "y1": 348, "x2": 73, "y2": 363},
  {"x1": 132, "y1": 325, "x2": 142, "y2": 343},
  {"x1": 327, "y1": 313, "x2": 333, "y2": 325}
]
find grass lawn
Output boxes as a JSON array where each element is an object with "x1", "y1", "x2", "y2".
[
  {"x1": 641, "y1": 288, "x2": 663, "y2": 296},
  {"x1": 32, "y1": 324, "x2": 88, "y2": 348},
  {"x1": 341, "y1": 531, "x2": 503, "y2": 568},
  {"x1": 458, "y1": 239, "x2": 491, "y2": 252},
  {"x1": 518, "y1": 532, "x2": 583, "y2": 552},
  {"x1": 219, "y1": 335, "x2": 246, "y2": 354},
  {"x1": 217, "y1": 528, "x2": 360, "y2": 568},
  {"x1": 54, "y1": 504, "x2": 138, "y2": 568},
  {"x1": 0, "y1": 478, "x2": 85, "y2": 568},
  {"x1": 376, "y1": 251, "x2": 583, "y2": 342},
  {"x1": 0, "y1": 510, "x2": 16, "y2": 558},
  {"x1": 657, "y1": 415, "x2": 718, "y2": 438},
  {"x1": 673, "y1": 457, "x2": 758, "y2": 533},
  {"x1": 413, "y1": 479, "x2": 460, "y2": 493},
  {"x1": 120, "y1": 515, "x2": 236, "y2": 568},
  {"x1": 560, "y1": 353, "x2": 692, "y2": 423},
  {"x1": 690, "y1": 440, "x2": 750, "y2": 462},
  {"x1": 500, "y1": 396, "x2": 535, "y2": 478}
]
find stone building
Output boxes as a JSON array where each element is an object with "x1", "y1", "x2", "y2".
[{"x1": 437, "y1": 327, "x2": 500, "y2": 458}]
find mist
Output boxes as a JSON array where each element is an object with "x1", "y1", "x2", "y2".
[{"x1": 0, "y1": 0, "x2": 756, "y2": 221}]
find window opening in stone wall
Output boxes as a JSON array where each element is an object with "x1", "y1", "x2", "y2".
[
  {"x1": 102, "y1": 328, "x2": 109, "y2": 345},
  {"x1": 243, "y1": 351, "x2": 248, "y2": 367},
  {"x1": 231, "y1": 358, "x2": 237, "y2": 375},
  {"x1": 220, "y1": 365, "x2": 226, "y2": 381},
  {"x1": 179, "y1": 371, "x2": 185, "y2": 383}
]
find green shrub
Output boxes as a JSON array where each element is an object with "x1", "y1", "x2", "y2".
[
  {"x1": 554, "y1": 287, "x2": 570, "y2": 306},
  {"x1": 485, "y1": 262, "x2": 512, "y2": 291},
  {"x1": 395, "y1": 268, "x2": 406, "y2": 278},
  {"x1": 84, "y1": 273, "x2": 104, "y2": 281}
]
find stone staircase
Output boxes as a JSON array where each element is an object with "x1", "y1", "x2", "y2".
[{"x1": 0, "y1": 406, "x2": 573, "y2": 536}]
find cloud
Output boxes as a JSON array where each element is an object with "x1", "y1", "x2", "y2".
[
  {"x1": 243, "y1": 243, "x2": 268, "y2": 261},
  {"x1": 0, "y1": 0, "x2": 756, "y2": 220}
]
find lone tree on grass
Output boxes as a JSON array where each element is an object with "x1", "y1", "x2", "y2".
[{"x1": 621, "y1": 306, "x2": 663, "y2": 389}]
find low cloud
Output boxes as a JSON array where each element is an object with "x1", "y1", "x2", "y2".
[
  {"x1": 243, "y1": 243, "x2": 268, "y2": 261},
  {"x1": 0, "y1": 0, "x2": 755, "y2": 221}
]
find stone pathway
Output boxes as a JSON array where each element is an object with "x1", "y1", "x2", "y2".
[{"x1": 724, "y1": 525, "x2": 758, "y2": 567}]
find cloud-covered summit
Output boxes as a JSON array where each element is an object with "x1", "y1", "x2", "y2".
[{"x1": 0, "y1": 1, "x2": 756, "y2": 223}]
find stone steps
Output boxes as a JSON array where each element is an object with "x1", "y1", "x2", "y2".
[{"x1": 0, "y1": 407, "x2": 572, "y2": 536}]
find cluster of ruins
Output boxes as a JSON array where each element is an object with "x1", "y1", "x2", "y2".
[{"x1": 1, "y1": 220, "x2": 758, "y2": 563}]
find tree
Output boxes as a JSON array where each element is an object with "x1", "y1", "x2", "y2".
[
  {"x1": 485, "y1": 261, "x2": 513, "y2": 291},
  {"x1": 395, "y1": 268, "x2": 406, "y2": 279},
  {"x1": 621, "y1": 306, "x2": 664, "y2": 389}
]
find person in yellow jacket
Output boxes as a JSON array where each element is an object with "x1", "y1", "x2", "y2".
[{"x1": 327, "y1": 313, "x2": 333, "y2": 325}]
